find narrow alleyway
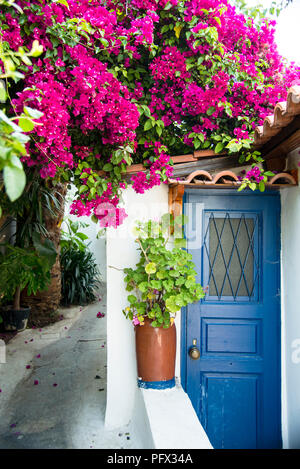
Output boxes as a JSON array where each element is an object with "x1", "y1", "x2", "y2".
[{"x1": 0, "y1": 284, "x2": 139, "y2": 449}]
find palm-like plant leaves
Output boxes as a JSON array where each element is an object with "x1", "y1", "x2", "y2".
[{"x1": 60, "y1": 246, "x2": 101, "y2": 306}]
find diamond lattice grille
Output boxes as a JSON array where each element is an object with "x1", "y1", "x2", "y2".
[{"x1": 204, "y1": 213, "x2": 259, "y2": 300}]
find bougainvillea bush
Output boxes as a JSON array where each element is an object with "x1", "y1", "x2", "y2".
[{"x1": 1, "y1": 0, "x2": 299, "y2": 227}]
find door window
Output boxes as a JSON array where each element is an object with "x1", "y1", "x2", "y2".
[{"x1": 203, "y1": 212, "x2": 259, "y2": 301}]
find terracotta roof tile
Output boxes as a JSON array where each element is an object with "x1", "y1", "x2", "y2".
[
  {"x1": 168, "y1": 170, "x2": 297, "y2": 187},
  {"x1": 254, "y1": 86, "x2": 300, "y2": 147}
]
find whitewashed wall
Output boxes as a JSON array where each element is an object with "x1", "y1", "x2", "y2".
[
  {"x1": 103, "y1": 157, "x2": 300, "y2": 447},
  {"x1": 281, "y1": 149, "x2": 300, "y2": 448},
  {"x1": 105, "y1": 184, "x2": 171, "y2": 428}
]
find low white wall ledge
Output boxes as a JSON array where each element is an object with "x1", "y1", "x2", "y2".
[{"x1": 140, "y1": 381, "x2": 213, "y2": 449}]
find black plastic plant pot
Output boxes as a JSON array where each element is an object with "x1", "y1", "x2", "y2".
[{"x1": 1, "y1": 306, "x2": 31, "y2": 332}]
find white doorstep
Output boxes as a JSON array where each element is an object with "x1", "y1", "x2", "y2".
[{"x1": 140, "y1": 381, "x2": 213, "y2": 449}]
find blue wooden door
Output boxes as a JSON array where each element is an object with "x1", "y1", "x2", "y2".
[{"x1": 183, "y1": 190, "x2": 281, "y2": 449}]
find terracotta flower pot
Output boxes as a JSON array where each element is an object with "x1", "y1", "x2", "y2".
[{"x1": 135, "y1": 318, "x2": 176, "y2": 389}]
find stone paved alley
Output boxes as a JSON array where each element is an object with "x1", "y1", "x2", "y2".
[{"x1": 0, "y1": 284, "x2": 140, "y2": 449}]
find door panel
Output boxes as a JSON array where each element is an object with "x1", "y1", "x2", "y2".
[
  {"x1": 203, "y1": 373, "x2": 260, "y2": 449},
  {"x1": 183, "y1": 190, "x2": 281, "y2": 449},
  {"x1": 200, "y1": 318, "x2": 262, "y2": 356}
]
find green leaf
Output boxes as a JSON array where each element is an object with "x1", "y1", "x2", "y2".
[
  {"x1": 32, "y1": 233, "x2": 57, "y2": 268},
  {"x1": 207, "y1": 106, "x2": 216, "y2": 116},
  {"x1": 0, "y1": 110, "x2": 23, "y2": 133},
  {"x1": 174, "y1": 238, "x2": 187, "y2": 249},
  {"x1": 76, "y1": 232, "x2": 89, "y2": 241},
  {"x1": 145, "y1": 262, "x2": 157, "y2": 274},
  {"x1": 237, "y1": 182, "x2": 247, "y2": 192},
  {"x1": 156, "y1": 126, "x2": 162, "y2": 137},
  {"x1": 55, "y1": 0, "x2": 69, "y2": 9},
  {"x1": 127, "y1": 295, "x2": 136, "y2": 304},
  {"x1": 0, "y1": 82, "x2": 6, "y2": 102},
  {"x1": 156, "y1": 271, "x2": 166, "y2": 280},
  {"x1": 24, "y1": 106, "x2": 43, "y2": 119},
  {"x1": 144, "y1": 119, "x2": 153, "y2": 131},
  {"x1": 214, "y1": 142, "x2": 224, "y2": 153},
  {"x1": 79, "y1": 185, "x2": 88, "y2": 194},
  {"x1": 9, "y1": 154, "x2": 23, "y2": 169},
  {"x1": 194, "y1": 139, "x2": 201, "y2": 149},
  {"x1": 138, "y1": 282, "x2": 148, "y2": 293},
  {"x1": 18, "y1": 117, "x2": 35, "y2": 132},
  {"x1": 30, "y1": 40, "x2": 43, "y2": 57},
  {"x1": 165, "y1": 296, "x2": 179, "y2": 313},
  {"x1": 3, "y1": 166, "x2": 26, "y2": 201}
]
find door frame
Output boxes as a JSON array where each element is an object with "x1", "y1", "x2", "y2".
[{"x1": 180, "y1": 188, "x2": 282, "y2": 446}]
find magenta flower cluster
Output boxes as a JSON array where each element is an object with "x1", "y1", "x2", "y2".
[
  {"x1": 245, "y1": 166, "x2": 264, "y2": 183},
  {"x1": 1, "y1": 0, "x2": 299, "y2": 227}
]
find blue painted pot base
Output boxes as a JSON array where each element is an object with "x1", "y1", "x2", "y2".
[{"x1": 137, "y1": 378, "x2": 175, "y2": 389}]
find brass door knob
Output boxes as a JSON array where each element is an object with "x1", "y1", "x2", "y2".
[{"x1": 189, "y1": 339, "x2": 200, "y2": 360}]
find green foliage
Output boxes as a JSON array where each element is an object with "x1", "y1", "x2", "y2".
[
  {"x1": 0, "y1": 38, "x2": 43, "y2": 214},
  {"x1": 0, "y1": 176, "x2": 64, "y2": 248},
  {"x1": 0, "y1": 176, "x2": 61, "y2": 313},
  {"x1": 60, "y1": 247, "x2": 101, "y2": 306},
  {"x1": 60, "y1": 218, "x2": 90, "y2": 251},
  {"x1": 0, "y1": 241, "x2": 56, "y2": 305},
  {"x1": 60, "y1": 218, "x2": 101, "y2": 305},
  {"x1": 234, "y1": 0, "x2": 282, "y2": 20},
  {"x1": 123, "y1": 214, "x2": 204, "y2": 328}
]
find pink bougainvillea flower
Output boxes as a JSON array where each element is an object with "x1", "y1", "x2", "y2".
[
  {"x1": 53, "y1": 383, "x2": 58, "y2": 387},
  {"x1": 4, "y1": 0, "x2": 300, "y2": 231},
  {"x1": 36, "y1": 354, "x2": 41, "y2": 358},
  {"x1": 33, "y1": 380, "x2": 39, "y2": 386},
  {"x1": 26, "y1": 365, "x2": 31, "y2": 369},
  {"x1": 97, "y1": 312, "x2": 105, "y2": 318},
  {"x1": 55, "y1": 58, "x2": 65, "y2": 67}
]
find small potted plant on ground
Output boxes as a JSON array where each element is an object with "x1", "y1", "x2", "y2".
[
  {"x1": 0, "y1": 237, "x2": 56, "y2": 332},
  {"x1": 123, "y1": 214, "x2": 204, "y2": 389}
]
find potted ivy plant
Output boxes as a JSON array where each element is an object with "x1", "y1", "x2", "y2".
[
  {"x1": 0, "y1": 235, "x2": 56, "y2": 332},
  {"x1": 123, "y1": 214, "x2": 204, "y2": 389}
]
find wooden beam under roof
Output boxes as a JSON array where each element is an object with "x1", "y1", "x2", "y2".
[{"x1": 259, "y1": 115, "x2": 300, "y2": 161}]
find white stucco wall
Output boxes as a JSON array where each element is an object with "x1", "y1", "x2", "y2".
[
  {"x1": 104, "y1": 184, "x2": 212, "y2": 450},
  {"x1": 104, "y1": 160, "x2": 300, "y2": 448},
  {"x1": 105, "y1": 184, "x2": 170, "y2": 429},
  {"x1": 281, "y1": 152, "x2": 300, "y2": 448}
]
